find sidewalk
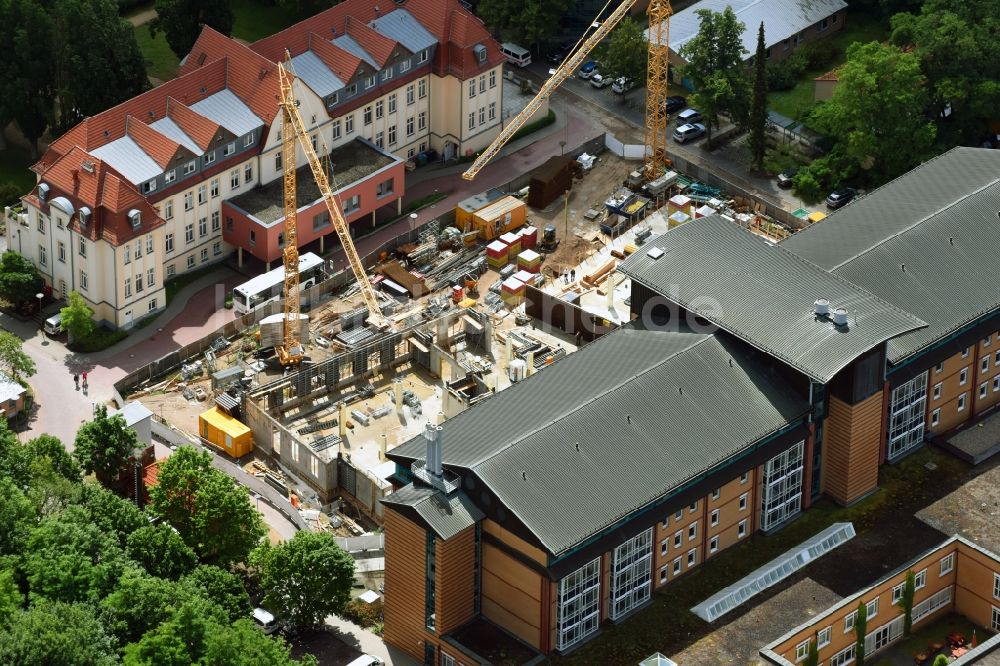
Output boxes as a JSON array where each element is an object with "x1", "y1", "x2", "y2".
[{"x1": 324, "y1": 615, "x2": 419, "y2": 666}]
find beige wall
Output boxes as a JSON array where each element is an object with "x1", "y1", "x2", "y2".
[{"x1": 481, "y1": 540, "x2": 544, "y2": 649}]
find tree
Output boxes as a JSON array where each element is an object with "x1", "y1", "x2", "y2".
[
  {"x1": 0, "y1": 477, "x2": 33, "y2": 556},
  {"x1": 0, "y1": 251, "x2": 44, "y2": 309},
  {"x1": 79, "y1": 482, "x2": 147, "y2": 548},
  {"x1": 73, "y1": 404, "x2": 139, "y2": 483},
  {"x1": 122, "y1": 595, "x2": 228, "y2": 665},
  {"x1": 932, "y1": 655, "x2": 950, "y2": 666},
  {"x1": 0, "y1": 601, "x2": 118, "y2": 666},
  {"x1": 901, "y1": 570, "x2": 916, "y2": 637},
  {"x1": 182, "y1": 565, "x2": 251, "y2": 623},
  {"x1": 25, "y1": 434, "x2": 79, "y2": 482},
  {"x1": 23, "y1": 507, "x2": 126, "y2": 603},
  {"x1": 0, "y1": 567, "x2": 21, "y2": 622},
  {"x1": 597, "y1": 18, "x2": 648, "y2": 94},
  {"x1": 60, "y1": 291, "x2": 95, "y2": 344},
  {"x1": 101, "y1": 568, "x2": 192, "y2": 645},
  {"x1": 149, "y1": 0, "x2": 235, "y2": 59},
  {"x1": 476, "y1": 0, "x2": 571, "y2": 53},
  {"x1": 749, "y1": 22, "x2": 768, "y2": 170},
  {"x1": 149, "y1": 447, "x2": 266, "y2": 565},
  {"x1": 50, "y1": 0, "x2": 149, "y2": 132},
  {"x1": 854, "y1": 601, "x2": 868, "y2": 666},
  {"x1": 0, "y1": 330, "x2": 34, "y2": 381},
  {"x1": 679, "y1": 7, "x2": 751, "y2": 142},
  {"x1": 127, "y1": 524, "x2": 198, "y2": 580},
  {"x1": 250, "y1": 530, "x2": 355, "y2": 630},
  {"x1": 7, "y1": 0, "x2": 56, "y2": 157},
  {"x1": 810, "y1": 42, "x2": 935, "y2": 184},
  {"x1": 202, "y1": 618, "x2": 318, "y2": 666}
]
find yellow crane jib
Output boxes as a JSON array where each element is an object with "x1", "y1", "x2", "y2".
[
  {"x1": 277, "y1": 58, "x2": 388, "y2": 345},
  {"x1": 277, "y1": 61, "x2": 304, "y2": 366},
  {"x1": 461, "y1": 0, "x2": 639, "y2": 181}
]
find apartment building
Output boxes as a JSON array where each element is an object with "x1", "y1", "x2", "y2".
[
  {"x1": 382, "y1": 147, "x2": 1000, "y2": 663},
  {"x1": 8, "y1": 0, "x2": 503, "y2": 327},
  {"x1": 761, "y1": 535, "x2": 1000, "y2": 665}
]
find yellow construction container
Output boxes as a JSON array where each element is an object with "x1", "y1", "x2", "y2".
[
  {"x1": 455, "y1": 190, "x2": 506, "y2": 231},
  {"x1": 472, "y1": 195, "x2": 527, "y2": 241},
  {"x1": 199, "y1": 406, "x2": 253, "y2": 458}
]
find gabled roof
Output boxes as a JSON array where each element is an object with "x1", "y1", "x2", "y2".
[
  {"x1": 289, "y1": 49, "x2": 346, "y2": 98},
  {"x1": 345, "y1": 15, "x2": 404, "y2": 66},
  {"x1": 90, "y1": 135, "x2": 162, "y2": 185},
  {"x1": 125, "y1": 117, "x2": 182, "y2": 168},
  {"x1": 619, "y1": 215, "x2": 927, "y2": 383},
  {"x1": 370, "y1": 9, "x2": 438, "y2": 54},
  {"x1": 652, "y1": 0, "x2": 848, "y2": 59},
  {"x1": 308, "y1": 32, "x2": 363, "y2": 83},
  {"x1": 164, "y1": 98, "x2": 221, "y2": 152},
  {"x1": 381, "y1": 485, "x2": 484, "y2": 541},
  {"x1": 391, "y1": 324, "x2": 810, "y2": 556},
  {"x1": 333, "y1": 33, "x2": 378, "y2": 68},
  {"x1": 149, "y1": 116, "x2": 201, "y2": 156},
  {"x1": 782, "y1": 147, "x2": 1000, "y2": 364},
  {"x1": 190, "y1": 89, "x2": 264, "y2": 137}
]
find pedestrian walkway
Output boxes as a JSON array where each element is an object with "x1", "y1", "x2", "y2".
[{"x1": 324, "y1": 614, "x2": 420, "y2": 666}]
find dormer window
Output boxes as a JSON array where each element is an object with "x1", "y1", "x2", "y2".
[
  {"x1": 128, "y1": 209, "x2": 142, "y2": 229},
  {"x1": 164, "y1": 169, "x2": 176, "y2": 183},
  {"x1": 78, "y1": 206, "x2": 91, "y2": 228},
  {"x1": 204, "y1": 152, "x2": 216, "y2": 165},
  {"x1": 183, "y1": 160, "x2": 196, "y2": 175},
  {"x1": 474, "y1": 44, "x2": 487, "y2": 63},
  {"x1": 37, "y1": 182, "x2": 50, "y2": 203},
  {"x1": 418, "y1": 49, "x2": 428, "y2": 64},
  {"x1": 223, "y1": 142, "x2": 235, "y2": 156},
  {"x1": 142, "y1": 179, "x2": 156, "y2": 194},
  {"x1": 243, "y1": 132, "x2": 254, "y2": 147},
  {"x1": 366, "y1": 76, "x2": 376, "y2": 89},
  {"x1": 381, "y1": 68, "x2": 392, "y2": 81},
  {"x1": 347, "y1": 83, "x2": 357, "y2": 96}
]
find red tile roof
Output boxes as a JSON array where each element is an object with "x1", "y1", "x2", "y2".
[
  {"x1": 308, "y1": 32, "x2": 364, "y2": 83},
  {"x1": 345, "y1": 15, "x2": 403, "y2": 66},
  {"x1": 166, "y1": 97, "x2": 223, "y2": 151},
  {"x1": 126, "y1": 117, "x2": 182, "y2": 168}
]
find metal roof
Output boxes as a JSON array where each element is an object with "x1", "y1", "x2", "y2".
[
  {"x1": 370, "y1": 9, "x2": 437, "y2": 54},
  {"x1": 117, "y1": 401, "x2": 153, "y2": 427},
  {"x1": 0, "y1": 372, "x2": 25, "y2": 404},
  {"x1": 149, "y1": 117, "x2": 202, "y2": 155},
  {"x1": 380, "y1": 484, "x2": 484, "y2": 541},
  {"x1": 781, "y1": 148, "x2": 1000, "y2": 364},
  {"x1": 190, "y1": 89, "x2": 263, "y2": 137},
  {"x1": 393, "y1": 324, "x2": 810, "y2": 555},
  {"x1": 333, "y1": 35, "x2": 377, "y2": 68},
  {"x1": 651, "y1": 0, "x2": 848, "y2": 60},
  {"x1": 290, "y1": 50, "x2": 345, "y2": 98},
  {"x1": 90, "y1": 135, "x2": 162, "y2": 185},
  {"x1": 619, "y1": 215, "x2": 926, "y2": 382}
]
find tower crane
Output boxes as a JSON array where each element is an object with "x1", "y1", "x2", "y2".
[
  {"x1": 274, "y1": 57, "x2": 387, "y2": 365},
  {"x1": 462, "y1": 0, "x2": 672, "y2": 182}
]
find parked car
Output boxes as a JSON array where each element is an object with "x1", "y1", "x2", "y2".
[
  {"x1": 547, "y1": 42, "x2": 573, "y2": 65},
  {"x1": 578, "y1": 61, "x2": 598, "y2": 79},
  {"x1": 590, "y1": 73, "x2": 613, "y2": 88},
  {"x1": 662, "y1": 95, "x2": 687, "y2": 114},
  {"x1": 776, "y1": 167, "x2": 799, "y2": 189},
  {"x1": 612, "y1": 77, "x2": 634, "y2": 94},
  {"x1": 345, "y1": 657, "x2": 385, "y2": 666},
  {"x1": 252, "y1": 608, "x2": 278, "y2": 635},
  {"x1": 676, "y1": 108, "x2": 703, "y2": 125},
  {"x1": 826, "y1": 187, "x2": 858, "y2": 209},
  {"x1": 672, "y1": 123, "x2": 706, "y2": 144}
]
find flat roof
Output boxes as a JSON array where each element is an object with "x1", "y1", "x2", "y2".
[
  {"x1": 391, "y1": 323, "x2": 810, "y2": 556},
  {"x1": 619, "y1": 215, "x2": 926, "y2": 383},
  {"x1": 0, "y1": 372, "x2": 25, "y2": 404},
  {"x1": 228, "y1": 138, "x2": 397, "y2": 225},
  {"x1": 200, "y1": 406, "x2": 251, "y2": 437},
  {"x1": 782, "y1": 147, "x2": 1000, "y2": 364}
]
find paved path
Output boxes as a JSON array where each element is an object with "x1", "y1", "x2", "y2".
[
  {"x1": 324, "y1": 615, "x2": 420, "y2": 666},
  {"x1": 125, "y1": 5, "x2": 157, "y2": 27}
]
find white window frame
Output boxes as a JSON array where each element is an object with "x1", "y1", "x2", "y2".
[
  {"x1": 183, "y1": 160, "x2": 196, "y2": 175},
  {"x1": 960, "y1": 367, "x2": 968, "y2": 385},
  {"x1": 738, "y1": 519, "x2": 747, "y2": 538},
  {"x1": 688, "y1": 523, "x2": 697, "y2": 541},
  {"x1": 817, "y1": 626, "x2": 831, "y2": 648},
  {"x1": 741, "y1": 471, "x2": 749, "y2": 484},
  {"x1": 761, "y1": 440, "x2": 804, "y2": 531},
  {"x1": 709, "y1": 536, "x2": 718, "y2": 554},
  {"x1": 866, "y1": 597, "x2": 879, "y2": 620},
  {"x1": 962, "y1": 347, "x2": 970, "y2": 358},
  {"x1": 673, "y1": 557, "x2": 681, "y2": 574},
  {"x1": 844, "y1": 610, "x2": 857, "y2": 633},
  {"x1": 795, "y1": 640, "x2": 810, "y2": 662},
  {"x1": 710, "y1": 509, "x2": 719, "y2": 527},
  {"x1": 887, "y1": 372, "x2": 928, "y2": 460},
  {"x1": 994, "y1": 376, "x2": 1000, "y2": 392},
  {"x1": 556, "y1": 557, "x2": 600, "y2": 651},
  {"x1": 831, "y1": 644, "x2": 855, "y2": 666},
  {"x1": 995, "y1": 572, "x2": 1000, "y2": 600},
  {"x1": 958, "y1": 392, "x2": 967, "y2": 412},
  {"x1": 915, "y1": 569, "x2": 926, "y2": 589},
  {"x1": 739, "y1": 493, "x2": 748, "y2": 511},
  {"x1": 711, "y1": 488, "x2": 721, "y2": 500},
  {"x1": 939, "y1": 552, "x2": 954, "y2": 576},
  {"x1": 609, "y1": 528, "x2": 652, "y2": 620},
  {"x1": 931, "y1": 408, "x2": 940, "y2": 426},
  {"x1": 992, "y1": 605, "x2": 1000, "y2": 632},
  {"x1": 673, "y1": 531, "x2": 681, "y2": 548},
  {"x1": 147, "y1": 268, "x2": 155, "y2": 288},
  {"x1": 687, "y1": 548, "x2": 696, "y2": 567},
  {"x1": 981, "y1": 382, "x2": 988, "y2": 399},
  {"x1": 933, "y1": 382, "x2": 942, "y2": 399}
]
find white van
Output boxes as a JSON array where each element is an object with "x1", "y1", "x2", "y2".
[
  {"x1": 500, "y1": 42, "x2": 531, "y2": 67},
  {"x1": 345, "y1": 656, "x2": 385, "y2": 666},
  {"x1": 43, "y1": 313, "x2": 62, "y2": 336},
  {"x1": 252, "y1": 607, "x2": 278, "y2": 635}
]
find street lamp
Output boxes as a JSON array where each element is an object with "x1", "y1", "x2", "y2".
[{"x1": 35, "y1": 292, "x2": 43, "y2": 315}]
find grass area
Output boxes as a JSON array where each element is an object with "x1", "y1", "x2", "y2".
[
  {"x1": 0, "y1": 148, "x2": 37, "y2": 194},
  {"x1": 70, "y1": 327, "x2": 128, "y2": 353},
  {"x1": 552, "y1": 447, "x2": 968, "y2": 666},
  {"x1": 164, "y1": 264, "x2": 220, "y2": 306},
  {"x1": 892, "y1": 612, "x2": 994, "y2": 662},
  {"x1": 133, "y1": 23, "x2": 179, "y2": 82},
  {"x1": 767, "y1": 13, "x2": 891, "y2": 121},
  {"x1": 230, "y1": 0, "x2": 311, "y2": 43}
]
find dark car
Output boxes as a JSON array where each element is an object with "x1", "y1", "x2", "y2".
[
  {"x1": 776, "y1": 167, "x2": 799, "y2": 189},
  {"x1": 662, "y1": 96, "x2": 687, "y2": 114},
  {"x1": 826, "y1": 187, "x2": 858, "y2": 209},
  {"x1": 547, "y1": 42, "x2": 574, "y2": 65}
]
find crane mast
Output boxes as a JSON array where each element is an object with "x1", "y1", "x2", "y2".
[
  {"x1": 277, "y1": 59, "x2": 388, "y2": 353},
  {"x1": 277, "y1": 62, "x2": 304, "y2": 366}
]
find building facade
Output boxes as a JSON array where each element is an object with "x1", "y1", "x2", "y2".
[
  {"x1": 8, "y1": 0, "x2": 503, "y2": 328},
  {"x1": 382, "y1": 148, "x2": 1000, "y2": 663}
]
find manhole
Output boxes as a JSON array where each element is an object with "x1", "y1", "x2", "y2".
[
  {"x1": 129, "y1": 353, "x2": 135, "y2": 358},
  {"x1": 924, "y1": 461, "x2": 938, "y2": 471}
]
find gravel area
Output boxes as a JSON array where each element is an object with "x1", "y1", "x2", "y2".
[
  {"x1": 670, "y1": 578, "x2": 842, "y2": 666},
  {"x1": 917, "y1": 460, "x2": 1000, "y2": 555}
]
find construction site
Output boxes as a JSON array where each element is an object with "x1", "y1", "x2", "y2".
[{"x1": 122, "y1": 0, "x2": 804, "y2": 544}]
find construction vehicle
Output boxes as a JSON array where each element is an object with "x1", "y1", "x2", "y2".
[
  {"x1": 539, "y1": 224, "x2": 559, "y2": 253},
  {"x1": 274, "y1": 57, "x2": 387, "y2": 365},
  {"x1": 462, "y1": 0, "x2": 672, "y2": 183}
]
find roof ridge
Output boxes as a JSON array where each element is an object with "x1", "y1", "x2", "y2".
[{"x1": 472, "y1": 332, "x2": 713, "y2": 468}]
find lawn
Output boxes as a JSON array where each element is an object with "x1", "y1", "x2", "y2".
[
  {"x1": 133, "y1": 23, "x2": 179, "y2": 82},
  {"x1": 552, "y1": 447, "x2": 969, "y2": 666},
  {"x1": 0, "y1": 148, "x2": 36, "y2": 194},
  {"x1": 230, "y1": 0, "x2": 311, "y2": 43},
  {"x1": 767, "y1": 13, "x2": 891, "y2": 122}
]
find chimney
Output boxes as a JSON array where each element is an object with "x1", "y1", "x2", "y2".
[
  {"x1": 814, "y1": 299, "x2": 829, "y2": 316},
  {"x1": 339, "y1": 400, "x2": 348, "y2": 438},
  {"x1": 379, "y1": 433, "x2": 387, "y2": 460},
  {"x1": 393, "y1": 378, "x2": 403, "y2": 409},
  {"x1": 423, "y1": 422, "x2": 443, "y2": 477},
  {"x1": 525, "y1": 350, "x2": 535, "y2": 376},
  {"x1": 833, "y1": 308, "x2": 849, "y2": 327}
]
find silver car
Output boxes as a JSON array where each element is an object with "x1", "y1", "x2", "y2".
[{"x1": 672, "y1": 123, "x2": 706, "y2": 143}]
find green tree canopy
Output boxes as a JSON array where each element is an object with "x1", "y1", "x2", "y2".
[
  {"x1": 0, "y1": 601, "x2": 118, "y2": 666},
  {"x1": 6, "y1": 0, "x2": 56, "y2": 157},
  {"x1": 250, "y1": 530, "x2": 355, "y2": 630},
  {"x1": 749, "y1": 22, "x2": 768, "y2": 170},
  {"x1": 596, "y1": 17, "x2": 647, "y2": 92},
  {"x1": 0, "y1": 477, "x2": 33, "y2": 556},
  {"x1": 810, "y1": 41, "x2": 935, "y2": 183},
  {"x1": 149, "y1": 0, "x2": 235, "y2": 59},
  {"x1": 79, "y1": 483, "x2": 147, "y2": 549},
  {"x1": 0, "y1": 251, "x2": 44, "y2": 308},
  {"x1": 149, "y1": 447, "x2": 266, "y2": 565},
  {"x1": 73, "y1": 404, "x2": 140, "y2": 483},
  {"x1": 100, "y1": 568, "x2": 194, "y2": 646},
  {"x1": 476, "y1": 0, "x2": 570, "y2": 53},
  {"x1": 25, "y1": 434, "x2": 79, "y2": 482},
  {"x1": 181, "y1": 564, "x2": 251, "y2": 623},
  {"x1": 60, "y1": 291, "x2": 95, "y2": 344},
  {"x1": 127, "y1": 524, "x2": 198, "y2": 580},
  {"x1": 679, "y1": 7, "x2": 751, "y2": 141},
  {"x1": 0, "y1": 567, "x2": 21, "y2": 623},
  {"x1": 202, "y1": 618, "x2": 318, "y2": 666}
]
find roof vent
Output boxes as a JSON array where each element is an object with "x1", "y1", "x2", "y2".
[
  {"x1": 814, "y1": 299, "x2": 829, "y2": 316},
  {"x1": 37, "y1": 182, "x2": 50, "y2": 203},
  {"x1": 258, "y1": 68, "x2": 267, "y2": 80},
  {"x1": 81, "y1": 160, "x2": 95, "y2": 173},
  {"x1": 949, "y1": 237, "x2": 954, "y2": 245},
  {"x1": 127, "y1": 209, "x2": 142, "y2": 229},
  {"x1": 79, "y1": 206, "x2": 91, "y2": 228},
  {"x1": 832, "y1": 308, "x2": 848, "y2": 327},
  {"x1": 646, "y1": 246, "x2": 664, "y2": 260}
]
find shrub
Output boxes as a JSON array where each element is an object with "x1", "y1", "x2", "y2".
[
  {"x1": 793, "y1": 169, "x2": 824, "y2": 203},
  {"x1": 340, "y1": 598, "x2": 382, "y2": 628},
  {"x1": 799, "y1": 41, "x2": 839, "y2": 70}
]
